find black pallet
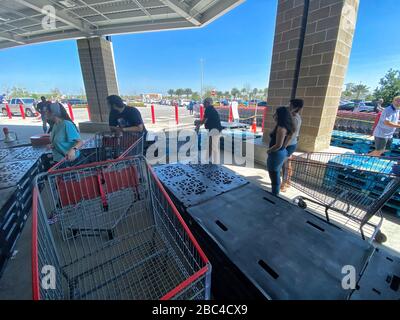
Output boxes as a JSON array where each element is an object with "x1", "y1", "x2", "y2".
[
  {"x1": 154, "y1": 163, "x2": 248, "y2": 208},
  {"x1": 186, "y1": 183, "x2": 373, "y2": 300},
  {"x1": 351, "y1": 248, "x2": 400, "y2": 300}
]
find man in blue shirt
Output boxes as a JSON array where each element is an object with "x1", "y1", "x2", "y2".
[{"x1": 370, "y1": 96, "x2": 400, "y2": 156}]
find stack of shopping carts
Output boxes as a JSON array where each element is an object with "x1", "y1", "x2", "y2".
[
  {"x1": 288, "y1": 153, "x2": 400, "y2": 241},
  {"x1": 330, "y1": 131, "x2": 372, "y2": 154},
  {"x1": 32, "y1": 157, "x2": 211, "y2": 300}
]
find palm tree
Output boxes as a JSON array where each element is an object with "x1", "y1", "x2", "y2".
[
  {"x1": 184, "y1": 88, "x2": 192, "y2": 98},
  {"x1": 167, "y1": 89, "x2": 175, "y2": 97},
  {"x1": 175, "y1": 89, "x2": 184, "y2": 98},
  {"x1": 252, "y1": 88, "x2": 259, "y2": 98},
  {"x1": 351, "y1": 83, "x2": 370, "y2": 100},
  {"x1": 231, "y1": 88, "x2": 240, "y2": 98}
]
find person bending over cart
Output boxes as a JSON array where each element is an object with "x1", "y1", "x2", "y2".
[
  {"x1": 46, "y1": 102, "x2": 83, "y2": 163},
  {"x1": 267, "y1": 107, "x2": 294, "y2": 196},
  {"x1": 369, "y1": 96, "x2": 400, "y2": 156},
  {"x1": 195, "y1": 97, "x2": 223, "y2": 164},
  {"x1": 107, "y1": 95, "x2": 147, "y2": 135}
]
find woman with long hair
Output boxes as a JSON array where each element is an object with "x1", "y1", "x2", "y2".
[
  {"x1": 46, "y1": 102, "x2": 82, "y2": 162},
  {"x1": 267, "y1": 106, "x2": 294, "y2": 196}
]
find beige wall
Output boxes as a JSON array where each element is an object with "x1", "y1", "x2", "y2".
[
  {"x1": 77, "y1": 37, "x2": 119, "y2": 123},
  {"x1": 264, "y1": 0, "x2": 359, "y2": 152}
]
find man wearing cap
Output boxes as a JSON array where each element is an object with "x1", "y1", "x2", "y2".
[
  {"x1": 370, "y1": 96, "x2": 400, "y2": 156},
  {"x1": 195, "y1": 97, "x2": 223, "y2": 164}
]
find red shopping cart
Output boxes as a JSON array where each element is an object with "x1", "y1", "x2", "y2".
[
  {"x1": 287, "y1": 153, "x2": 400, "y2": 242},
  {"x1": 32, "y1": 156, "x2": 211, "y2": 300},
  {"x1": 49, "y1": 131, "x2": 144, "y2": 171}
]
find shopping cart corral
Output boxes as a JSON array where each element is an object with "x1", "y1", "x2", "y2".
[
  {"x1": 49, "y1": 131, "x2": 144, "y2": 171},
  {"x1": 288, "y1": 153, "x2": 400, "y2": 242},
  {"x1": 32, "y1": 157, "x2": 211, "y2": 300}
]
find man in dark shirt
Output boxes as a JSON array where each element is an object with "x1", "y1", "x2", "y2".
[
  {"x1": 195, "y1": 97, "x2": 222, "y2": 164},
  {"x1": 107, "y1": 95, "x2": 146, "y2": 134},
  {"x1": 36, "y1": 96, "x2": 50, "y2": 133}
]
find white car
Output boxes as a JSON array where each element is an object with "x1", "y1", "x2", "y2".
[{"x1": 179, "y1": 99, "x2": 190, "y2": 107}]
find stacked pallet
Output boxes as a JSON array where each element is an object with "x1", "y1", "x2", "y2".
[
  {"x1": 331, "y1": 130, "x2": 372, "y2": 154},
  {"x1": 326, "y1": 154, "x2": 400, "y2": 217}
]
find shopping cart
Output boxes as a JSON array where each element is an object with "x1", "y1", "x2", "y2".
[
  {"x1": 32, "y1": 156, "x2": 211, "y2": 300},
  {"x1": 287, "y1": 153, "x2": 400, "y2": 242},
  {"x1": 49, "y1": 131, "x2": 144, "y2": 171}
]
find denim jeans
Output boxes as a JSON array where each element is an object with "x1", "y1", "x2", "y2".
[
  {"x1": 282, "y1": 144, "x2": 297, "y2": 183},
  {"x1": 267, "y1": 148, "x2": 288, "y2": 196}
]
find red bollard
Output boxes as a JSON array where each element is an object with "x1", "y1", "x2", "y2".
[
  {"x1": 19, "y1": 104, "x2": 26, "y2": 119},
  {"x1": 67, "y1": 103, "x2": 74, "y2": 121},
  {"x1": 151, "y1": 104, "x2": 155, "y2": 124},
  {"x1": 261, "y1": 107, "x2": 267, "y2": 132},
  {"x1": 5, "y1": 103, "x2": 12, "y2": 119},
  {"x1": 175, "y1": 104, "x2": 179, "y2": 125},
  {"x1": 86, "y1": 105, "x2": 91, "y2": 121},
  {"x1": 200, "y1": 104, "x2": 204, "y2": 121},
  {"x1": 228, "y1": 105, "x2": 233, "y2": 123}
]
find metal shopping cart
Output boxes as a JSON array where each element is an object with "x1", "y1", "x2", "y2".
[
  {"x1": 32, "y1": 156, "x2": 211, "y2": 300},
  {"x1": 49, "y1": 131, "x2": 144, "y2": 171},
  {"x1": 288, "y1": 153, "x2": 400, "y2": 242}
]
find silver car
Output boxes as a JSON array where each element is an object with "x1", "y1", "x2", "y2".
[{"x1": 1, "y1": 98, "x2": 37, "y2": 117}]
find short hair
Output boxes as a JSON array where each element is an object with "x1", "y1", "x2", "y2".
[
  {"x1": 393, "y1": 96, "x2": 400, "y2": 102},
  {"x1": 106, "y1": 95, "x2": 125, "y2": 109},
  {"x1": 203, "y1": 97, "x2": 213, "y2": 106},
  {"x1": 41, "y1": 96, "x2": 46, "y2": 100},
  {"x1": 290, "y1": 99, "x2": 304, "y2": 110}
]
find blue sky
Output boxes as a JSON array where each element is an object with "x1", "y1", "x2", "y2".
[{"x1": 0, "y1": 0, "x2": 399, "y2": 95}]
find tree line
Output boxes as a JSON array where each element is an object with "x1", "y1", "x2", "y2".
[
  {"x1": 167, "y1": 87, "x2": 268, "y2": 100},
  {"x1": 342, "y1": 69, "x2": 400, "y2": 106}
]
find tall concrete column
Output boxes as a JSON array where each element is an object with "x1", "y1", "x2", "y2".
[
  {"x1": 77, "y1": 37, "x2": 119, "y2": 130},
  {"x1": 264, "y1": 0, "x2": 359, "y2": 152}
]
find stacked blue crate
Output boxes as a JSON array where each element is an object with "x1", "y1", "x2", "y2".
[
  {"x1": 331, "y1": 131, "x2": 373, "y2": 154},
  {"x1": 325, "y1": 153, "x2": 400, "y2": 217}
]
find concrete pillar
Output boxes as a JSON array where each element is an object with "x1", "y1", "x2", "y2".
[
  {"x1": 77, "y1": 37, "x2": 119, "y2": 126},
  {"x1": 264, "y1": 0, "x2": 359, "y2": 152}
]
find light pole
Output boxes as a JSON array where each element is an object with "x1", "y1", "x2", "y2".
[{"x1": 200, "y1": 58, "x2": 204, "y2": 100}]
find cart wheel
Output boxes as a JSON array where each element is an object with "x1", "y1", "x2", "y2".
[
  {"x1": 298, "y1": 199, "x2": 307, "y2": 209},
  {"x1": 375, "y1": 231, "x2": 387, "y2": 244}
]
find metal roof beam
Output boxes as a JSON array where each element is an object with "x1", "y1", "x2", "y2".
[
  {"x1": 159, "y1": 0, "x2": 201, "y2": 26},
  {"x1": 13, "y1": 0, "x2": 93, "y2": 35},
  {"x1": 0, "y1": 32, "x2": 25, "y2": 44}
]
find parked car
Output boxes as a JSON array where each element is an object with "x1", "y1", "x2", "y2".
[
  {"x1": 257, "y1": 101, "x2": 268, "y2": 107},
  {"x1": 338, "y1": 102, "x2": 357, "y2": 111},
  {"x1": 1, "y1": 98, "x2": 37, "y2": 117},
  {"x1": 354, "y1": 101, "x2": 376, "y2": 113},
  {"x1": 179, "y1": 99, "x2": 190, "y2": 107},
  {"x1": 66, "y1": 98, "x2": 87, "y2": 105}
]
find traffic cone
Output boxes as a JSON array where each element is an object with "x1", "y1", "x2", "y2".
[{"x1": 251, "y1": 119, "x2": 257, "y2": 133}]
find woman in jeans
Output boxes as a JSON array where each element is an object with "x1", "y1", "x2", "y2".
[{"x1": 267, "y1": 106, "x2": 294, "y2": 196}]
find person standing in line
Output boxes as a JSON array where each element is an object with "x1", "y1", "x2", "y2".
[
  {"x1": 369, "y1": 96, "x2": 400, "y2": 156},
  {"x1": 267, "y1": 107, "x2": 294, "y2": 196},
  {"x1": 36, "y1": 96, "x2": 50, "y2": 133},
  {"x1": 281, "y1": 99, "x2": 304, "y2": 192},
  {"x1": 46, "y1": 103, "x2": 82, "y2": 163},
  {"x1": 195, "y1": 97, "x2": 223, "y2": 164}
]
